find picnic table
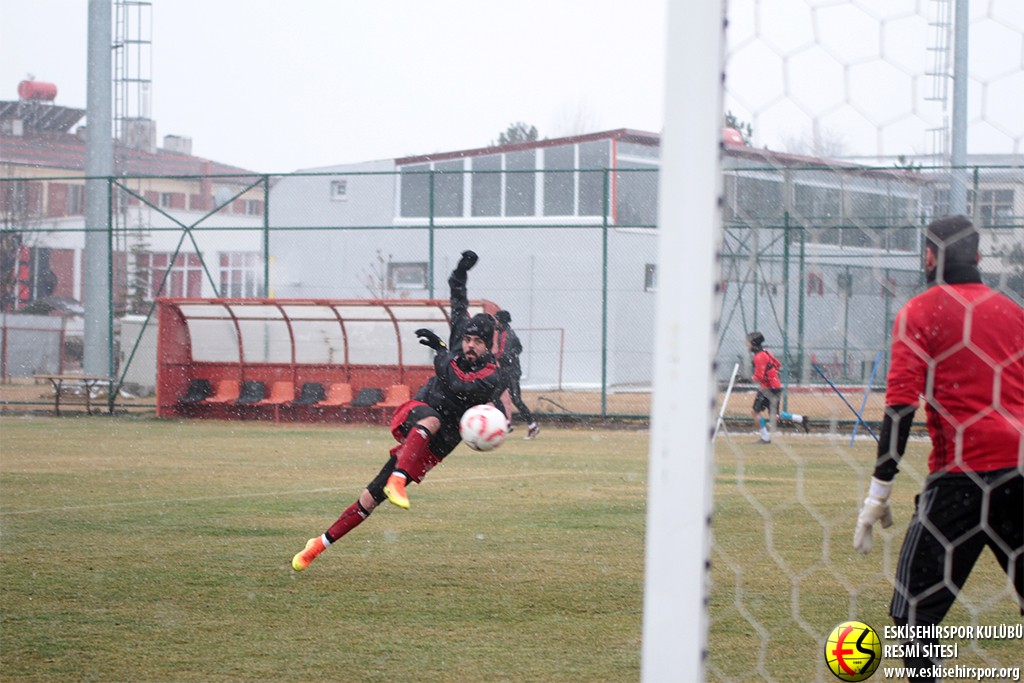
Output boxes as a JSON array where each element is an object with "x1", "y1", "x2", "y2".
[{"x1": 33, "y1": 374, "x2": 114, "y2": 415}]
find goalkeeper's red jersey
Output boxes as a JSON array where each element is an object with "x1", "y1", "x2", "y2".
[{"x1": 885, "y1": 282, "x2": 1024, "y2": 474}]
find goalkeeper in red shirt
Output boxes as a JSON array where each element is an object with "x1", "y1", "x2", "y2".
[
  {"x1": 746, "y1": 331, "x2": 810, "y2": 443},
  {"x1": 853, "y1": 215, "x2": 1024, "y2": 682}
]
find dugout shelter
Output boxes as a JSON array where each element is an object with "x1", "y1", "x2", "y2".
[{"x1": 155, "y1": 297, "x2": 498, "y2": 422}]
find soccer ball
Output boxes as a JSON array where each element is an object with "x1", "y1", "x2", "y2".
[{"x1": 459, "y1": 404, "x2": 508, "y2": 452}]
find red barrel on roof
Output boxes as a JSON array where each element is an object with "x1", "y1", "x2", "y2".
[
  {"x1": 722, "y1": 127, "x2": 746, "y2": 146},
  {"x1": 18, "y1": 80, "x2": 58, "y2": 101}
]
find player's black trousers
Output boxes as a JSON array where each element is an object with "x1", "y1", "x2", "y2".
[{"x1": 890, "y1": 468, "x2": 1023, "y2": 625}]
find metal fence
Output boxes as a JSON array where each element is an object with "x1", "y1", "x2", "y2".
[{"x1": 2, "y1": 163, "x2": 1022, "y2": 420}]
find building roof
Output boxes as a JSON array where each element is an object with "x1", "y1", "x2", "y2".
[
  {"x1": 0, "y1": 99, "x2": 256, "y2": 177},
  {"x1": 392, "y1": 126, "x2": 925, "y2": 181},
  {"x1": 0, "y1": 130, "x2": 256, "y2": 177},
  {"x1": 0, "y1": 100, "x2": 86, "y2": 133},
  {"x1": 395, "y1": 128, "x2": 662, "y2": 166}
]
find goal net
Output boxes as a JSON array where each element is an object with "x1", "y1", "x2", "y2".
[{"x1": 644, "y1": 1, "x2": 1023, "y2": 680}]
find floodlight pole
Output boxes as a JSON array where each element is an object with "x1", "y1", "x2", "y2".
[
  {"x1": 641, "y1": 0, "x2": 724, "y2": 680},
  {"x1": 85, "y1": 0, "x2": 113, "y2": 377},
  {"x1": 949, "y1": 0, "x2": 969, "y2": 215}
]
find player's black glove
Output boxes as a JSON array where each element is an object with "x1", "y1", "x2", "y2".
[
  {"x1": 415, "y1": 328, "x2": 447, "y2": 351},
  {"x1": 455, "y1": 250, "x2": 478, "y2": 274}
]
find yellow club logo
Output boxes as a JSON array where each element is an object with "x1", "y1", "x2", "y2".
[{"x1": 824, "y1": 621, "x2": 882, "y2": 681}]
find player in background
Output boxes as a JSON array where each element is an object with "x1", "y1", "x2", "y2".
[
  {"x1": 853, "y1": 215, "x2": 1024, "y2": 682},
  {"x1": 493, "y1": 309, "x2": 540, "y2": 440},
  {"x1": 746, "y1": 331, "x2": 809, "y2": 444},
  {"x1": 292, "y1": 251, "x2": 508, "y2": 572}
]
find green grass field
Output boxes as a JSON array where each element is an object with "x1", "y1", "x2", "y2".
[{"x1": 1, "y1": 417, "x2": 1019, "y2": 682}]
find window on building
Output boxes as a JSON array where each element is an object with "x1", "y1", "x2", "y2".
[
  {"x1": 471, "y1": 155, "x2": 502, "y2": 217},
  {"x1": 971, "y1": 189, "x2": 1014, "y2": 227},
  {"x1": 330, "y1": 179, "x2": 348, "y2": 201},
  {"x1": 505, "y1": 150, "x2": 536, "y2": 216},
  {"x1": 434, "y1": 160, "x2": 464, "y2": 217},
  {"x1": 388, "y1": 262, "x2": 428, "y2": 290},
  {"x1": 159, "y1": 192, "x2": 174, "y2": 208},
  {"x1": 219, "y1": 252, "x2": 261, "y2": 298},
  {"x1": 244, "y1": 199, "x2": 263, "y2": 216},
  {"x1": 886, "y1": 224, "x2": 917, "y2": 252},
  {"x1": 578, "y1": 140, "x2": 609, "y2": 216},
  {"x1": 397, "y1": 143, "x2": 616, "y2": 220},
  {"x1": 66, "y1": 184, "x2": 85, "y2": 215},
  {"x1": 617, "y1": 142, "x2": 660, "y2": 160},
  {"x1": 848, "y1": 190, "x2": 887, "y2": 222},
  {"x1": 616, "y1": 163, "x2": 658, "y2": 226},
  {"x1": 731, "y1": 175, "x2": 784, "y2": 223},
  {"x1": 886, "y1": 197, "x2": 918, "y2": 251},
  {"x1": 794, "y1": 184, "x2": 841, "y2": 224},
  {"x1": 400, "y1": 163, "x2": 431, "y2": 217},
  {"x1": 1, "y1": 180, "x2": 43, "y2": 218},
  {"x1": 932, "y1": 188, "x2": 949, "y2": 218},
  {"x1": 544, "y1": 146, "x2": 575, "y2": 216},
  {"x1": 137, "y1": 252, "x2": 203, "y2": 298},
  {"x1": 644, "y1": 264, "x2": 657, "y2": 292},
  {"x1": 840, "y1": 224, "x2": 877, "y2": 249}
]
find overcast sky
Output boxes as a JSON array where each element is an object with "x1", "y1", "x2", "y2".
[{"x1": 1, "y1": 0, "x2": 1021, "y2": 173}]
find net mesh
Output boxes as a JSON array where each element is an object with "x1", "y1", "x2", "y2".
[{"x1": 708, "y1": 1, "x2": 1023, "y2": 679}]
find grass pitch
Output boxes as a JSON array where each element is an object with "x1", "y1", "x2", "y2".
[
  {"x1": 1, "y1": 417, "x2": 1019, "y2": 682},
  {"x1": 1, "y1": 418, "x2": 645, "y2": 682}
]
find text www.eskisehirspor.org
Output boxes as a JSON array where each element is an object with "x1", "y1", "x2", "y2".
[{"x1": 882, "y1": 665, "x2": 1021, "y2": 680}]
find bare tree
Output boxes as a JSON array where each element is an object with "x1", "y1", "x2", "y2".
[
  {"x1": 550, "y1": 100, "x2": 602, "y2": 138},
  {"x1": 781, "y1": 124, "x2": 848, "y2": 158},
  {"x1": 362, "y1": 249, "x2": 410, "y2": 299}
]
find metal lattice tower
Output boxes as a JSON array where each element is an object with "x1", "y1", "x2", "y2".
[
  {"x1": 925, "y1": 0, "x2": 954, "y2": 163},
  {"x1": 112, "y1": 0, "x2": 154, "y2": 313},
  {"x1": 113, "y1": 0, "x2": 153, "y2": 157}
]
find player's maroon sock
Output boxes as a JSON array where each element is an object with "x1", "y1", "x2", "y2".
[
  {"x1": 325, "y1": 500, "x2": 370, "y2": 542},
  {"x1": 394, "y1": 425, "x2": 439, "y2": 483}
]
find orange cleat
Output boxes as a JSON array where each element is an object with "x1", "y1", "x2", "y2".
[
  {"x1": 383, "y1": 473, "x2": 410, "y2": 509},
  {"x1": 292, "y1": 536, "x2": 326, "y2": 572}
]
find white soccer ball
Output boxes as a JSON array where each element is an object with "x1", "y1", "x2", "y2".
[{"x1": 459, "y1": 404, "x2": 508, "y2": 452}]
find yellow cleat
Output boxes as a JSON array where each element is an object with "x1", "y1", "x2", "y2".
[
  {"x1": 292, "y1": 536, "x2": 326, "y2": 572},
  {"x1": 383, "y1": 473, "x2": 410, "y2": 509}
]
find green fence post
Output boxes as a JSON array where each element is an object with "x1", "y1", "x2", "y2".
[
  {"x1": 753, "y1": 229, "x2": 761, "y2": 331},
  {"x1": 797, "y1": 218, "x2": 806, "y2": 386},
  {"x1": 428, "y1": 171, "x2": 436, "y2": 299},
  {"x1": 883, "y1": 266, "x2": 892, "y2": 380},
  {"x1": 263, "y1": 174, "x2": 270, "y2": 297},
  {"x1": 781, "y1": 215, "x2": 791, "y2": 411},
  {"x1": 842, "y1": 265, "x2": 851, "y2": 379},
  {"x1": 106, "y1": 176, "x2": 115, "y2": 414},
  {"x1": 600, "y1": 168, "x2": 609, "y2": 418}
]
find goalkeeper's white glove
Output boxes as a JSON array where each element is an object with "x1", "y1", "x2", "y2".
[{"x1": 853, "y1": 477, "x2": 893, "y2": 554}]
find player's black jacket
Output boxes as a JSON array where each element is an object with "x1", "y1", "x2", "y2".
[
  {"x1": 494, "y1": 324, "x2": 524, "y2": 378},
  {"x1": 412, "y1": 268, "x2": 506, "y2": 425}
]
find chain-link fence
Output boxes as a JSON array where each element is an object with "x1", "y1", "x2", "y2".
[{"x1": 2, "y1": 162, "x2": 1021, "y2": 420}]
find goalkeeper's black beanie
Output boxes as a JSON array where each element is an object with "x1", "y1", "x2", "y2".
[
  {"x1": 746, "y1": 331, "x2": 765, "y2": 352},
  {"x1": 925, "y1": 214, "x2": 978, "y2": 265},
  {"x1": 464, "y1": 313, "x2": 495, "y2": 346}
]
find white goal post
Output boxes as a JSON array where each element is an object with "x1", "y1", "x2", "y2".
[{"x1": 641, "y1": 0, "x2": 725, "y2": 680}]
